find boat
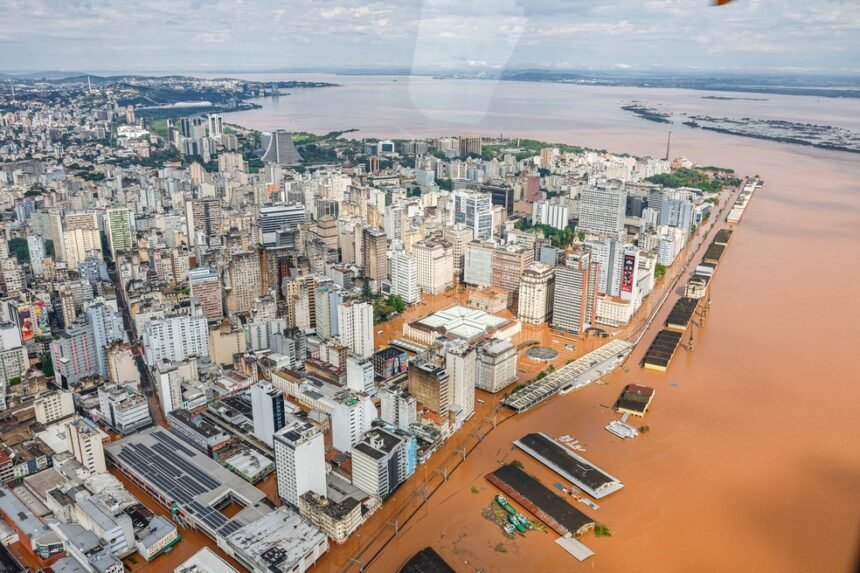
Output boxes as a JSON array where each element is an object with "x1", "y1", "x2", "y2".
[
  {"x1": 503, "y1": 523, "x2": 516, "y2": 535},
  {"x1": 559, "y1": 383, "x2": 574, "y2": 395},
  {"x1": 495, "y1": 495, "x2": 516, "y2": 515},
  {"x1": 508, "y1": 514, "x2": 527, "y2": 532}
]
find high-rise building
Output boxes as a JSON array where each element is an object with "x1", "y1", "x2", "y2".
[
  {"x1": 251, "y1": 383, "x2": 286, "y2": 447},
  {"x1": 185, "y1": 198, "x2": 222, "y2": 246},
  {"x1": 274, "y1": 420, "x2": 326, "y2": 508},
  {"x1": 517, "y1": 262, "x2": 555, "y2": 325},
  {"x1": 453, "y1": 190, "x2": 493, "y2": 240},
  {"x1": 445, "y1": 340, "x2": 476, "y2": 422},
  {"x1": 66, "y1": 418, "x2": 107, "y2": 473},
  {"x1": 337, "y1": 301, "x2": 374, "y2": 358},
  {"x1": 462, "y1": 241, "x2": 494, "y2": 290},
  {"x1": 207, "y1": 114, "x2": 223, "y2": 139},
  {"x1": 331, "y1": 392, "x2": 377, "y2": 453},
  {"x1": 475, "y1": 339, "x2": 518, "y2": 393},
  {"x1": 84, "y1": 301, "x2": 126, "y2": 379},
  {"x1": 50, "y1": 323, "x2": 98, "y2": 389},
  {"x1": 346, "y1": 355, "x2": 375, "y2": 395},
  {"x1": 413, "y1": 238, "x2": 454, "y2": 295},
  {"x1": 362, "y1": 227, "x2": 388, "y2": 287},
  {"x1": 380, "y1": 387, "x2": 417, "y2": 430},
  {"x1": 532, "y1": 199, "x2": 569, "y2": 230},
  {"x1": 351, "y1": 427, "x2": 412, "y2": 498},
  {"x1": 27, "y1": 235, "x2": 45, "y2": 276},
  {"x1": 226, "y1": 251, "x2": 261, "y2": 314},
  {"x1": 188, "y1": 267, "x2": 223, "y2": 320},
  {"x1": 458, "y1": 135, "x2": 482, "y2": 157},
  {"x1": 105, "y1": 208, "x2": 133, "y2": 255},
  {"x1": 526, "y1": 173, "x2": 542, "y2": 202},
  {"x1": 260, "y1": 130, "x2": 304, "y2": 166},
  {"x1": 314, "y1": 278, "x2": 343, "y2": 339},
  {"x1": 585, "y1": 238, "x2": 625, "y2": 297},
  {"x1": 552, "y1": 249, "x2": 599, "y2": 334},
  {"x1": 259, "y1": 204, "x2": 307, "y2": 246},
  {"x1": 442, "y1": 224, "x2": 473, "y2": 279},
  {"x1": 407, "y1": 359, "x2": 450, "y2": 416},
  {"x1": 577, "y1": 183, "x2": 627, "y2": 238},
  {"x1": 389, "y1": 251, "x2": 419, "y2": 304},
  {"x1": 492, "y1": 244, "x2": 534, "y2": 294},
  {"x1": 142, "y1": 307, "x2": 210, "y2": 367}
]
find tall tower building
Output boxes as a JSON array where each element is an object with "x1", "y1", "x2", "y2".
[
  {"x1": 274, "y1": 421, "x2": 326, "y2": 508},
  {"x1": 251, "y1": 383, "x2": 286, "y2": 447},
  {"x1": 185, "y1": 198, "x2": 222, "y2": 246},
  {"x1": 577, "y1": 183, "x2": 627, "y2": 238},
  {"x1": 453, "y1": 190, "x2": 493, "y2": 240},
  {"x1": 445, "y1": 340, "x2": 476, "y2": 422},
  {"x1": 337, "y1": 302, "x2": 374, "y2": 358},
  {"x1": 389, "y1": 251, "x2": 419, "y2": 304},
  {"x1": 105, "y1": 208, "x2": 133, "y2": 255},
  {"x1": 362, "y1": 227, "x2": 388, "y2": 288},
  {"x1": 226, "y1": 251, "x2": 261, "y2": 314},
  {"x1": 413, "y1": 238, "x2": 454, "y2": 295},
  {"x1": 189, "y1": 267, "x2": 223, "y2": 320},
  {"x1": 314, "y1": 278, "x2": 343, "y2": 339},
  {"x1": 517, "y1": 262, "x2": 555, "y2": 325},
  {"x1": 458, "y1": 135, "x2": 482, "y2": 157},
  {"x1": 442, "y1": 224, "x2": 473, "y2": 279},
  {"x1": 84, "y1": 301, "x2": 127, "y2": 379},
  {"x1": 552, "y1": 249, "x2": 599, "y2": 334},
  {"x1": 66, "y1": 418, "x2": 107, "y2": 473}
]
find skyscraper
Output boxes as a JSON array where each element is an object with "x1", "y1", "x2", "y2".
[
  {"x1": 105, "y1": 208, "x2": 133, "y2": 255},
  {"x1": 552, "y1": 249, "x2": 599, "y2": 334},
  {"x1": 517, "y1": 262, "x2": 555, "y2": 325},
  {"x1": 389, "y1": 251, "x2": 419, "y2": 304},
  {"x1": 188, "y1": 267, "x2": 223, "y2": 320},
  {"x1": 251, "y1": 383, "x2": 286, "y2": 447},
  {"x1": 274, "y1": 420, "x2": 326, "y2": 508},
  {"x1": 577, "y1": 183, "x2": 627, "y2": 238},
  {"x1": 85, "y1": 301, "x2": 127, "y2": 379},
  {"x1": 362, "y1": 227, "x2": 388, "y2": 289},
  {"x1": 413, "y1": 238, "x2": 454, "y2": 295},
  {"x1": 453, "y1": 189, "x2": 494, "y2": 240},
  {"x1": 337, "y1": 302, "x2": 374, "y2": 358}
]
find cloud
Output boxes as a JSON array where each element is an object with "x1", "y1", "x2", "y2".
[{"x1": 0, "y1": 0, "x2": 857, "y2": 73}]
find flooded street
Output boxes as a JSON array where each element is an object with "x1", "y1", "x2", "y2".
[{"x1": 222, "y1": 76, "x2": 860, "y2": 572}]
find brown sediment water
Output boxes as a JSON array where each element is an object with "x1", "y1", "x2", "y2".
[{"x1": 225, "y1": 76, "x2": 860, "y2": 572}]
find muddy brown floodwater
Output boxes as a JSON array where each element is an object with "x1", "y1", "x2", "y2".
[
  {"x1": 358, "y1": 152, "x2": 860, "y2": 573},
  {"x1": 221, "y1": 76, "x2": 860, "y2": 572}
]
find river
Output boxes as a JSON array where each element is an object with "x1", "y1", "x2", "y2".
[{"x1": 221, "y1": 74, "x2": 860, "y2": 573}]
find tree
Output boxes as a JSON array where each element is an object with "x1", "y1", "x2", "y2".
[
  {"x1": 44, "y1": 240, "x2": 55, "y2": 257},
  {"x1": 655, "y1": 263, "x2": 667, "y2": 279},
  {"x1": 386, "y1": 295, "x2": 406, "y2": 314},
  {"x1": 577, "y1": 230, "x2": 586, "y2": 242},
  {"x1": 40, "y1": 353, "x2": 54, "y2": 377},
  {"x1": 8, "y1": 238, "x2": 29, "y2": 262}
]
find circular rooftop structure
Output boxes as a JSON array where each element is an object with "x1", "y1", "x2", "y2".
[{"x1": 526, "y1": 346, "x2": 559, "y2": 362}]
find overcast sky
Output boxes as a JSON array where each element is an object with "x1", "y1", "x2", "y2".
[{"x1": 1, "y1": 0, "x2": 858, "y2": 74}]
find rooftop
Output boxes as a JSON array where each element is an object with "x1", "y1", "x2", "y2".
[
  {"x1": 223, "y1": 507, "x2": 326, "y2": 573},
  {"x1": 407, "y1": 305, "x2": 513, "y2": 341},
  {"x1": 514, "y1": 433, "x2": 624, "y2": 498}
]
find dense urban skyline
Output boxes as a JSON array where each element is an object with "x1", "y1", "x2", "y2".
[{"x1": 1, "y1": 0, "x2": 859, "y2": 74}]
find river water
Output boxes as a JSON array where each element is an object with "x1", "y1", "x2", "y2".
[{"x1": 222, "y1": 74, "x2": 860, "y2": 573}]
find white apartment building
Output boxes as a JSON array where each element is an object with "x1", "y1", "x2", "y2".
[
  {"x1": 273, "y1": 421, "x2": 326, "y2": 508},
  {"x1": 337, "y1": 302, "x2": 374, "y2": 358},
  {"x1": 389, "y1": 251, "x2": 419, "y2": 304},
  {"x1": 414, "y1": 238, "x2": 454, "y2": 295}
]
